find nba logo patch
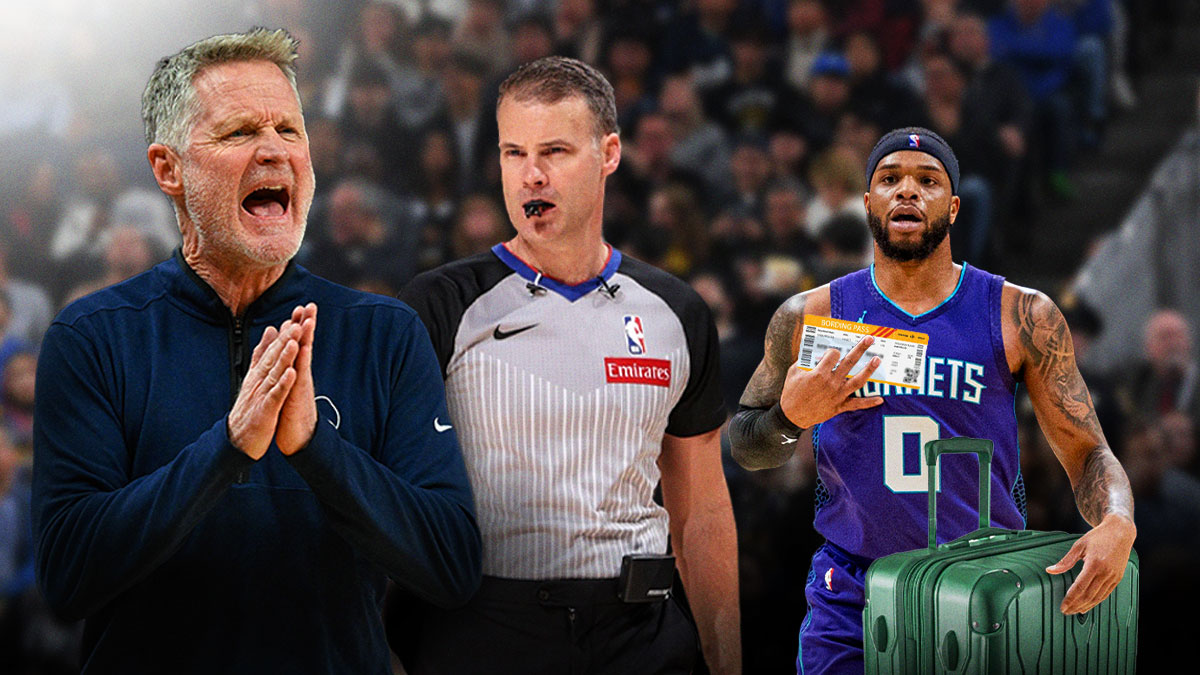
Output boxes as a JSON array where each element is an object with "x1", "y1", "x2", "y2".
[
  {"x1": 908, "y1": 133, "x2": 921, "y2": 148},
  {"x1": 825, "y1": 567, "x2": 834, "y2": 591},
  {"x1": 623, "y1": 315, "x2": 646, "y2": 355}
]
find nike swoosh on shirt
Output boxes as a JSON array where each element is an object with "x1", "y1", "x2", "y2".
[
  {"x1": 493, "y1": 324, "x2": 538, "y2": 340},
  {"x1": 434, "y1": 417, "x2": 452, "y2": 433}
]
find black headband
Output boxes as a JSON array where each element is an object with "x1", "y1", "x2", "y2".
[{"x1": 865, "y1": 127, "x2": 959, "y2": 195}]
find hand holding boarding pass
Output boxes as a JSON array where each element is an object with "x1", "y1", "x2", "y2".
[{"x1": 779, "y1": 316, "x2": 890, "y2": 430}]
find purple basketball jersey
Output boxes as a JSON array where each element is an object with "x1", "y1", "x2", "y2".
[{"x1": 813, "y1": 263, "x2": 1025, "y2": 560}]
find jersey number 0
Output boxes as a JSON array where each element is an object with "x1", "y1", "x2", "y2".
[{"x1": 883, "y1": 415, "x2": 941, "y2": 493}]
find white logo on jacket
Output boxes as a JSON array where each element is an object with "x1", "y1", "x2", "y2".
[{"x1": 315, "y1": 395, "x2": 341, "y2": 429}]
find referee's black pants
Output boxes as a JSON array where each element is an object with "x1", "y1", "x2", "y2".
[{"x1": 390, "y1": 575, "x2": 701, "y2": 675}]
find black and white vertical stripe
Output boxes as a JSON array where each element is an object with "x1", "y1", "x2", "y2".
[{"x1": 446, "y1": 340, "x2": 688, "y2": 579}]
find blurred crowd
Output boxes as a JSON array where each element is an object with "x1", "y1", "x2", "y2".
[{"x1": 0, "y1": 0, "x2": 1196, "y2": 672}]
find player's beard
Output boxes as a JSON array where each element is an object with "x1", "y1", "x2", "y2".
[{"x1": 867, "y1": 210, "x2": 952, "y2": 262}]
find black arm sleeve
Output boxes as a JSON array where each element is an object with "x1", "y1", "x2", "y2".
[{"x1": 728, "y1": 403, "x2": 804, "y2": 470}]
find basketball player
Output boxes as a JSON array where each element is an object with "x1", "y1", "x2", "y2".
[{"x1": 729, "y1": 127, "x2": 1136, "y2": 673}]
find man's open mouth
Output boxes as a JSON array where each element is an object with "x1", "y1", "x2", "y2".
[
  {"x1": 889, "y1": 206, "x2": 923, "y2": 224},
  {"x1": 523, "y1": 199, "x2": 555, "y2": 218},
  {"x1": 242, "y1": 186, "x2": 290, "y2": 218}
]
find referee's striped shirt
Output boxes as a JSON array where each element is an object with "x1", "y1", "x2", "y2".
[{"x1": 400, "y1": 244, "x2": 724, "y2": 579}]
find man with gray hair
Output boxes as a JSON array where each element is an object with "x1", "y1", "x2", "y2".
[{"x1": 31, "y1": 28, "x2": 481, "y2": 673}]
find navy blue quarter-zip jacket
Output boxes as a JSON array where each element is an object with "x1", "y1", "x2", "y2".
[{"x1": 32, "y1": 252, "x2": 481, "y2": 673}]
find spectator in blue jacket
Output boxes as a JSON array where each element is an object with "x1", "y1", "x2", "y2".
[
  {"x1": 31, "y1": 28, "x2": 481, "y2": 674},
  {"x1": 990, "y1": 0, "x2": 1078, "y2": 101},
  {"x1": 989, "y1": 0, "x2": 1078, "y2": 194}
]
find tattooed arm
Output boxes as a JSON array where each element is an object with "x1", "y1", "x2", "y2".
[
  {"x1": 729, "y1": 288, "x2": 883, "y2": 470},
  {"x1": 1004, "y1": 285, "x2": 1136, "y2": 614}
]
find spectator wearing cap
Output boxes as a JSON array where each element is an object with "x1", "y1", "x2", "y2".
[
  {"x1": 793, "y1": 51, "x2": 853, "y2": 152},
  {"x1": 105, "y1": 188, "x2": 180, "y2": 260}
]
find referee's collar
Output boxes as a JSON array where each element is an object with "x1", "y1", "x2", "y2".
[{"x1": 491, "y1": 243, "x2": 622, "y2": 302}]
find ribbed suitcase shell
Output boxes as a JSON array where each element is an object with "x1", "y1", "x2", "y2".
[{"x1": 863, "y1": 439, "x2": 1139, "y2": 674}]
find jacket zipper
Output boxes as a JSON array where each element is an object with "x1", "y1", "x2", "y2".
[{"x1": 230, "y1": 316, "x2": 250, "y2": 483}]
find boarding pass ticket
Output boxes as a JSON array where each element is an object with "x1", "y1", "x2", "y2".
[{"x1": 795, "y1": 315, "x2": 929, "y2": 389}]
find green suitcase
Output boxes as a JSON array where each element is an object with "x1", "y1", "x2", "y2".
[{"x1": 863, "y1": 438, "x2": 1139, "y2": 673}]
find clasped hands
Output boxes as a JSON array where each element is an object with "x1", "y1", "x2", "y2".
[{"x1": 228, "y1": 303, "x2": 319, "y2": 460}]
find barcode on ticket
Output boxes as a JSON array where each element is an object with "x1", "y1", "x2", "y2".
[{"x1": 795, "y1": 315, "x2": 930, "y2": 389}]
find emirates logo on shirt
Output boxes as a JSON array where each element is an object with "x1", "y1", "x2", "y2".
[{"x1": 604, "y1": 358, "x2": 671, "y2": 387}]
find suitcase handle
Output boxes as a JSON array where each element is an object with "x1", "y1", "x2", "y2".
[
  {"x1": 940, "y1": 528, "x2": 1035, "y2": 550},
  {"x1": 925, "y1": 438, "x2": 994, "y2": 551}
]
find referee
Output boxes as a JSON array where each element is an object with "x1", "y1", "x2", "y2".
[{"x1": 394, "y1": 57, "x2": 741, "y2": 674}]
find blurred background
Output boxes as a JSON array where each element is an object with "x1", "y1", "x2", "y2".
[{"x1": 1, "y1": 0, "x2": 1198, "y2": 672}]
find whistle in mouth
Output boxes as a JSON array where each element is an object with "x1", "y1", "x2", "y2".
[{"x1": 523, "y1": 201, "x2": 551, "y2": 217}]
